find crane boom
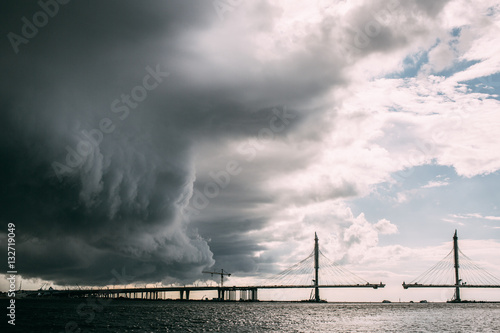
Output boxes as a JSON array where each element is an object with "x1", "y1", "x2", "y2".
[{"x1": 202, "y1": 269, "x2": 231, "y2": 287}]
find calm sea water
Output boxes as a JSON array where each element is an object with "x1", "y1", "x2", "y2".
[{"x1": 4, "y1": 299, "x2": 500, "y2": 332}]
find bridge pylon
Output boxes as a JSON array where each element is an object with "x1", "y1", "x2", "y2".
[
  {"x1": 452, "y1": 230, "x2": 461, "y2": 302},
  {"x1": 314, "y1": 232, "x2": 320, "y2": 302}
]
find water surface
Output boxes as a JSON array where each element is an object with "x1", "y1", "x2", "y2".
[{"x1": 6, "y1": 299, "x2": 500, "y2": 332}]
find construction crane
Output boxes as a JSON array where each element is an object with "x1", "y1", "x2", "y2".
[{"x1": 202, "y1": 269, "x2": 231, "y2": 287}]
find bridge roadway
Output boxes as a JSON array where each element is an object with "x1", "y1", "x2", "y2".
[
  {"x1": 403, "y1": 283, "x2": 500, "y2": 289},
  {"x1": 49, "y1": 283, "x2": 385, "y2": 301}
]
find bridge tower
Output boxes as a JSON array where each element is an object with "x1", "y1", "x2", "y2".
[
  {"x1": 453, "y1": 230, "x2": 461, "y2": 302},
  {"x1": 314, "y1": 232, "x2": 320, "y2": 302}
]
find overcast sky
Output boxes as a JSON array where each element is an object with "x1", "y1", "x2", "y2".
[{"x1": 1, "y1": 0, "x2": 500, "y2": 301}]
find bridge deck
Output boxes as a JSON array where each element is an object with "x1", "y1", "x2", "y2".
[
  {"x1": 403, "y1": 284, "x2": 500, "y2": 289},
  {"x1": 45, "y1": 283, "x2": 385, "y2": 296}
]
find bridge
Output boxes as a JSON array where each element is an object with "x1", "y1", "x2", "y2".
[
  {"x1": 36, "y1": 233, "x2": 384, "y2": 301},
  {"x1": 403, "y1": 230, "x2": 500, "y2": 302}
]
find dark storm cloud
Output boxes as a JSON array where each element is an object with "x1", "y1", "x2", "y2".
[
  {"x1": 196, "y1": 216, "x2": 268, "y2": 273},
  {"x1": 0, "y1": 0, "x2": 223, "y2": 285}
]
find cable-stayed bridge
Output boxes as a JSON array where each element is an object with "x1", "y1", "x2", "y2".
[
  {"x1": 255, "y1": 232, "x2": 384, "y2": 301},
  {"x1": 403, "y1": 230, "x2": 500, "y2": 302},
  {"x1": 29, "y1": 233, "x2": 384, "y2": 301}
]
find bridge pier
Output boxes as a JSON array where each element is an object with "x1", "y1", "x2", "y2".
[
  {"x1": 251, "y1": 288, "x2": 258, "y2": 301},
  {"x1": 178, "y1": 290, "x2": 190, "y2": 300},
  {"x1": 217, "y1": 288, "x2": 232, "y2": 301},
  {"x1": 217, "y1": 288, "x2": 223, "y2": 300}
]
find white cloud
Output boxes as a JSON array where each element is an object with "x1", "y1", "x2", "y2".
[
  {"x1": 375, "y1": 218, "x2": 399, "y2": 234},
  {"x1": 421, "y1": 180, "x2": 450, "y2": 188},
  {"x1": 442, "y1": 218, "x2": 465, "y2": 226},
  {"x1": 450, "y1": 213, "x2": 500, "y2": 220},
  {"x1": 396, "y1": 192, "x2": 408, "y2": 203},
  {"x1": 425, "y1": 40, "x2": 457, "y2": 74}
]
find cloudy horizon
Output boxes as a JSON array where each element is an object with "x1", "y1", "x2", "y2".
[{"x1": 1, "y1": 0, "x2": 500, "y2": 302}]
